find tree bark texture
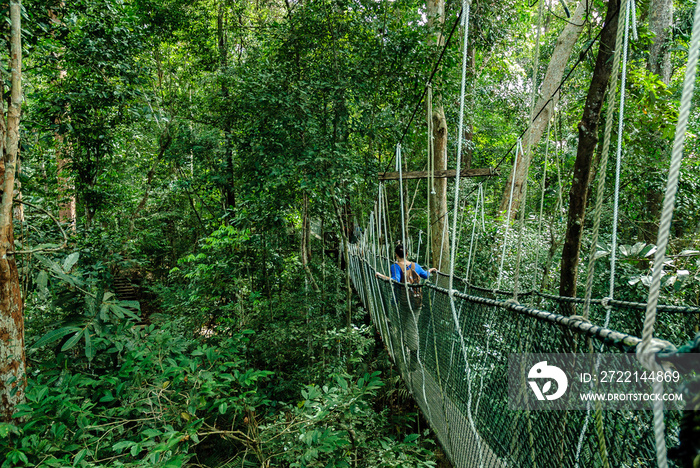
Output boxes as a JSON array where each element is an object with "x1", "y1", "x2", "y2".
[
  {"x1": 427, "y1": 0, "x2": 450, "y2": 273},
  {"x1": 0, "y1": 0, "x2": 25, "y2": 422},
  {"x1": 641, "y1": 0, "x2": 674, "y2": 242},
  {"x1": 559, "y1": 0, "x2": 621, "y2": 299},
  {"x1": 56, "y1": 144, "x2": 76, "y2": 228},
  {"x1": 49, "y1": 4, "x2": 76, "y2": 229},
  {"x1": 499, "y1": 1, "x2": 587, "y2": 217},
  {"x1": 648, "y1": 0, "x2": 674, "y2": 85},
  {"x1": 429, "y1": 110, "x2": 450, "y2": 272}
]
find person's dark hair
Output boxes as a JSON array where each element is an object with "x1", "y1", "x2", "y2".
[{"x1": 395, "y1": 244, "x2": 405, "y2": 259}]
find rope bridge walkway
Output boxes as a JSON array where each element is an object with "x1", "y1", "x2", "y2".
[
  {"x1": 347, "y1": 247, "x2": 698, "y2": 468},
  {"x1": 348, "y1": 0, "x2": 700, "y2": 465}
]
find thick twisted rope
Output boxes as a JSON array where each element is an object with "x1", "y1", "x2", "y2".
[
  {"x1": 576, "y1": 3, "x2": 631, "y2": 464},
  {"x1": 638, "y1": 2, "x2": 700, "y2": 467}
]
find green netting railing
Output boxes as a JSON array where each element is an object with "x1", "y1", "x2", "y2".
[{"x1": 347, "y1": 246, "x2": 687, "y2": 468}]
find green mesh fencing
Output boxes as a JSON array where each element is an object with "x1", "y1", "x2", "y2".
[{"x1": 347, "y1": 247, "x2": 685, "y2": 468}]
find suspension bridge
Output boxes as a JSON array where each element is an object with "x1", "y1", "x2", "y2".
[{"x1": 344, "y1": 0, "x2": 700, "y2": 466}]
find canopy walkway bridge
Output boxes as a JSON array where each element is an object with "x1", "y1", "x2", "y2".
[
  {"x1": 347, "y1": 248, "x2": 699, "y2": 468},
  {"x1": 346, "y1": 0, "x2": 700, "y2": 465}
]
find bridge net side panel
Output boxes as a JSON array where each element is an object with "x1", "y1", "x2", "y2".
[{"x1": 350, "y1": 252, "x2": 674, "y2": 468}]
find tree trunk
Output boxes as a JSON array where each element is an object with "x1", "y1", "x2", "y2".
[
  {"x1": 0, "y1": 0, "x2": 25, "y2": 422},
  {"x1": 462, "y1": 34, "x2": 476, "y2": 170},
  {"x1": 641, "y1": 0, "x2": 674, "y2": 241},
  {"x1": 301, "y1": 192, "x2": 319, "y2": 292},
  {"x1": 134, "y1": 131, "x2": 172, "y2": 216},
  {"x1": 648, "y1": 0, "x2": 673, "y2": 85},
  {"x1": 56, "y1": 148, "x2": 76, "y2": 228},
  {"x1": 218, "y1": 2, "x2": 236, "y2": 213},
  {"x1": 499, "y1": 1, "x2": 588, "y2": 217},
  {"x1": 559, "y1": 0, "x2": 621, "y2": 299},
  {"x1": 49, "y1": 3, "x2": 76, "y2": 230},
  {"x1": 427, "y1": 0, "x2": 450, "y2": 274}
]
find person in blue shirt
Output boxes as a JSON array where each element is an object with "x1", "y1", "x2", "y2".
[
  {"x1": 375, "y1": 244, "x2": 437, "y2": 373},
  {"x1": 375, "y1": 244, "x2": 437, "y2": 282}
]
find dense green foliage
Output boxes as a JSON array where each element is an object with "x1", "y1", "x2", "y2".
[{"x1": 2, "y1": 0, "x2": 700, "y2": 466}]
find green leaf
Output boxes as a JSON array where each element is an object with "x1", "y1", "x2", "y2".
[
  {"x1": 36, "y1": 386, "x2": 49, "y2": 402},
  {"x1": 73, "y1": 448, "x2": 87, "y2": 466},
  {"x1": 218, "y1": 402, "x2": 227, "y2": 414},
  {"x1": 110, "y1": 304, "x2": 140, "y2": 320},
  {"x1": 32, "y1": 327, "x2": 82, "y2": 349},
  {"x1": 0, "y1": 422, "x2": 19, "y2": 438},
  {"x1": 119, "y1": 300, "x2": 140, "y2": 311},
  {"x1": 63, "y1": 252, "x2": 80, "y2": 272},
  {"x1": 112, "y1": 440, "x2": 136, "y2": 452},
  {"x1": 142, "y1": 429, "x2": 162, "y2": 438},
  {"x1": 84, "y1": 329, "x2": 94, "y2": 361},
  {"x1": 163, "y1": 455, "x2": 186, "y2": 468},
  {"x1": 37, "y1": 270, "x2": 48, "y2": 291},
  {"x1": 61, "y1": 331, "x2": 83, "y2": 352}
]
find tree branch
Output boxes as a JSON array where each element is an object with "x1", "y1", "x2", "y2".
[{"x1": 8, "y1": 199, "x2": 68, "y2": 255}]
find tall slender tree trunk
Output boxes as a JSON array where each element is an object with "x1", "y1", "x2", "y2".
[
  {"x1": 0, "y1": 1, "x2": 25, "y2": 422},
  {"x1": 641, "y1": 0, "x2": 674, "y2": 241},
  {"x1": 499, "y1": 1, "x2": 588, "y2": 217},
  {"x1": 648, "y1": 0, "x2": 674, "y2": 85},
  {"x1": 559, "y1": 0, "x2": 621, "y2": 299},
  {"x1": 463, "y1": 43, "x2": 476, "y2": 170},
  {"x1": 49, "y1": 3, "x2": 76, "y2": 229},
  {"x1": 56, "y1": 144, "x2": 76, "y2": 228},
  {"x1": 427, "y1": 0, "x2": 450, "y2": 274},
  {"x1": 218, "y1": 2, "x2": 236, "y2": 213},
  {"x1": 301, "y1": 192, "x2": 319, "y2": 292}
]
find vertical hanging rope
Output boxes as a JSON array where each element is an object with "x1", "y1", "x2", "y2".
[
  {"x1": 512, "y1": 0, "x2": 545, "y2": 300},
  {"x1": 554, "y1": 114, "x2": 564, "y2": 220},
  {"x1": 396, "y1": 143, "x2": 413, "y2": 382},
  {"x1": 532, "y1": 116, "x2": 552, "y2": 295},
  {"x1": 574, "y1": 0, "x2": 630, "y2": 442},
  {"x1": 581, "y1": 0, "x2": 629, "y2": 320},
  {"x1": 445, "y1": 0, "x2": 482, "y2": 457},
  {"x1": 639, "y1": 3, "x2": 700, "y2": 468},
  {"x1": 427, "y1": 84, "x2": 436, "y2": 196},
  {"x1": 438, "y1": 210, "x2": 449, "y2": 272},
  {"x1": 497, "y1": 139, "x2": 523, "y2": 290},
  {"x1": 465, "y1": 184, "x2": 484, "y2": 285},
  {"x1": 426, "y1": 85, "x2": 434, "y2": 273},
  {"x1": 608, "y1": 0, "x2": 634, "y2": 305},
  {"x1": 382, "y1": 183, "x2": 394, "y2": 262}
]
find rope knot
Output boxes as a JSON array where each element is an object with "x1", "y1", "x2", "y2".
[
  {"x1": 636, "y1": 338, "x2": 678, "y2": 372},
  {"x1": 568, "y1": 314, "x2": 591, "y2": 324},
  {"x1": 505, "y1": 298, "x2": 519, "y2": 306},
  {"x1": 601, "y1": 296, "x2": 613, "y2": 310}
]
